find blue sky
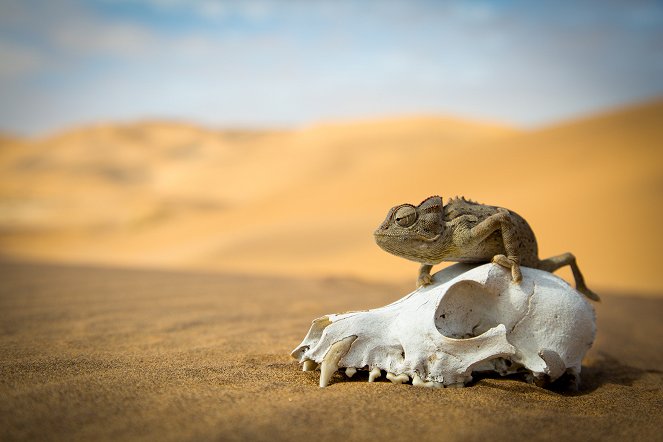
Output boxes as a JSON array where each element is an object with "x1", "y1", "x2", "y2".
[{"x1": 0, "y1": 0, "x2": 662, "y2": 135}]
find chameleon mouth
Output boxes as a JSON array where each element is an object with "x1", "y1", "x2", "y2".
[
  {"x1": 373, "y1": 230, "x2": 440, "y2": 241},
  {"x1": 373, "y1": 230, "x2": 401, "y2": 240},
  {"x1": 417, "y1": 233, "x2": 441, "y2": 242}
]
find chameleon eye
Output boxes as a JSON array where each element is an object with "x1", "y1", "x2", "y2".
[{"x1": 394, "y1": 205, "x2": 417, "y2": 227}]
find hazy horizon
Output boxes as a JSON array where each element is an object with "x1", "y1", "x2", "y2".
[
  {"x1": 4, "y1": 95, "x2": 663, "y2": 140},
  {"x1": 1, "y1": 0, "x2": 662, "y2": 136}
]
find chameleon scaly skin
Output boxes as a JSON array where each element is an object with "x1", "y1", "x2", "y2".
[{"x1": 374, "y1": 196, "x2": 599, "y2": 301}]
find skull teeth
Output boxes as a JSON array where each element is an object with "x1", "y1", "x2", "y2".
[
  {"x1": 310, "y1": 364, "x2": 461, "y2": 388},
  {"x1": 319, "y1": 336, "x2": 357, "y2": 388},
  {"x1": 412, "y1": 373, "x2": 443, "y2": 388},
  {"x1": 386, "y1": 372, "x2": 409, "y2": 384},
  {"x1": 368, "y1": 367, "x2": 382, "y2": 382}
]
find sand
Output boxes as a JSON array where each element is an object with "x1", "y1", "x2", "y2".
[
  {"x1": 1, "y1": 100, "x2": 662, "y2": 440},
  {"x1": 1, "y1": 260, "x2": 661, "y2": 441},
  {"x1": 2, "y1": 99, "x2": 663, "y2": 294}
]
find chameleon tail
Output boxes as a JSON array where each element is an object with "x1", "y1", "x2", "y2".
[{"x1": 538, "y1": 253, "x2": 600, "y2": 302}]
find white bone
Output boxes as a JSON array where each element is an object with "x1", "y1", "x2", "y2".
[
  {"x1": 386, "y1": 373, "x2": 409, "y2": 384},
  {"x1": 293, "y1": 263, "x2": 596, "y2": 388},
  {"x1": 368, "y1": 367, "x2": 381, "y2": 382},
  {"x1": 345, "y1": 367, "x2": 357, "y2": 378},
  {"x1": 319, "y1": 336, "x2": 356, "y2": 388},
  {"x1": 412, "y1": 373, "x2": 442, "y2": 388}
]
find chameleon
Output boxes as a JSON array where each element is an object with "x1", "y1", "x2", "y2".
[{"x1": 373, "y1": 195, "x2": 600, "y2": 301}]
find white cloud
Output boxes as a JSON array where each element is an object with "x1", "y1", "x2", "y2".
[
  {"x1": 194, "y1": 0, "x2": 229, "y2": 20},
  {"x1": 51, "y1": 21, "x2": 159, "y2": 57},
  {"x1": 0, "y1": 41, "x2": 44, "y2": 78},
  {"x1": 0, "y1": 0, "x2": 662, "y2": 134},
  {"x1": 104, "y1": 0, "x2": 273, "y2": 22}
]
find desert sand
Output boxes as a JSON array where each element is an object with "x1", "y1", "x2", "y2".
[
  {"x1": 1, "y1": 260, "x2": 661, "y2": 441},
  {"x1": 1, "y1": 100, "x2": 663, "y2": 293},
  {"x1": 1, "y1": 100, "x2": 662, "y2": 440}
]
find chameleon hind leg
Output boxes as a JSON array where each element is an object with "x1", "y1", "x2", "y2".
[
  {"x1": 467, "y1": 209, "x2": 523, "y2": 282},
  {"x1": 538, "y1": 253, "x2": 600, "y2": 301}
]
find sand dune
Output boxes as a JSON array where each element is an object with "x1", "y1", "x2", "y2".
[{"x1": 1, "y1": 101, "x2": 662, "y2": 294}]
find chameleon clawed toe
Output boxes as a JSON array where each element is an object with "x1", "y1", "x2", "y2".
[
  {"x1": 491, "y1": 254, "x2": 522, "y2": 282},
  {"x1": 417, "y1": 264, "x2": 434, "y2": 287}
]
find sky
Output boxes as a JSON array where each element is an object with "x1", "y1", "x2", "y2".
[{"x1": 0, "y1": 0, "x2": 662, "y2": 135}]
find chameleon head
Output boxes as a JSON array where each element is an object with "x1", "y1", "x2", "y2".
[{"x1": 373, "y1": 195, "x2": 445, "y2": 264}]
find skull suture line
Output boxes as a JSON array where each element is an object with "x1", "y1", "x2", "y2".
[{"x1": 291, "y1": 263, "x2": 596, "y2": 389}]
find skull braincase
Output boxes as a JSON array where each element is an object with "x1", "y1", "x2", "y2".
[{"x1": 291, "y1": 263, "x2": 596, "y2": 387}]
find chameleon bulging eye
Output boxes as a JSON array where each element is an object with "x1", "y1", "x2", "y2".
[{"x1": 394, "y1": 206, "x2": 417, "y2": 227}]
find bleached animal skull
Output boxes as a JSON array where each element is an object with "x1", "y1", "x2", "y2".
[{"x1": 291, "y1": 263, "x2": 596, "y2": 388}]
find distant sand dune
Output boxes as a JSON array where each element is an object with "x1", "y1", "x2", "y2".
[{"x1": 1, "y1": 100, "x2": 662, "y2": 294}]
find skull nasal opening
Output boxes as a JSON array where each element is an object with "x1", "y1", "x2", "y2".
[{"x1": 435, "y1": 280, "x2": 501, "y2": 339}]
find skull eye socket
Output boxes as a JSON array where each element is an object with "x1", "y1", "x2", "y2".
[{"x1": 394, "y1": 206, "x2": 417, "y2": 227}]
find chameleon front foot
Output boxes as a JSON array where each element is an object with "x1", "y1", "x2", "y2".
[
  {"x1": 492, "y1": 254, "x2": 522, "y2": 282},
  {"x1": 417, "y1": 264, "x2": 434, "y2": 288}
]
